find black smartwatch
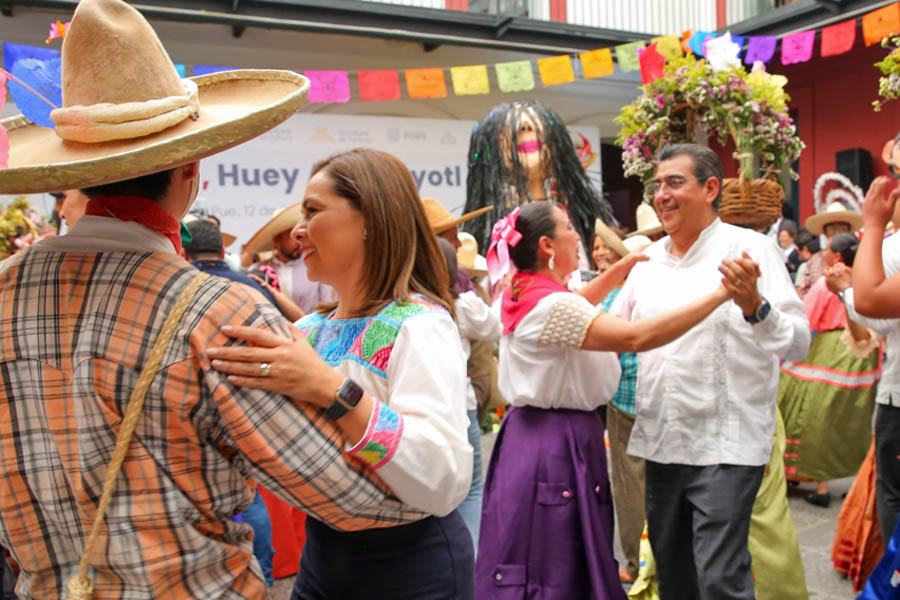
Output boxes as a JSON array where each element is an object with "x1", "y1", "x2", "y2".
[
  {"x1": 325, "y1": 378, "x2": 364, "y2": 420},
  {"x1": 743, "y1": 298, "x2": 772, "y2": 325}
]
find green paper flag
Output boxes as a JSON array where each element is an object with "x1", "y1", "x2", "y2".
[
  {"x1": 615, "y1": 41, "x2": 645, "y2": 73},
  {"x1": 495, "y1": 60, "x2": 535, "y2": 93}
]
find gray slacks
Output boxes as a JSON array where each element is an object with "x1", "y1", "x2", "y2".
[
  {"x1": 645, "y1": 461, "x2": 765, "y2": 600},
  {"x1": 607, "y1": 404, "x2": 645, "y2": 578}
]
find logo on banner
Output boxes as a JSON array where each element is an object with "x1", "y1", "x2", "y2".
[
  {"x1": 440, "y1": 132, "x2": 457, "y2": 145},
  {"x1": 310, "y1": 126, "x2": 335, "y2": 142}
]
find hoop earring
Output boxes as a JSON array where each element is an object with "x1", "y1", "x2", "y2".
[{"x1": 549, "y1": 255, "x2": 555, "y2": 271}]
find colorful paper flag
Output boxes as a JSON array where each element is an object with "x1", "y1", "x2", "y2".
[
  {"x1": 0, "y1": 124, "x2": 8, "y2": 170},
  {"x1": 8, "y1": 57, "x2": 62, "y2": 128},
  {"x1": 45, "y1": 20, "x2": 70, "y2": 44},
  {"x1": 820, "y1": 18, "x2": 856, "y2": 57},
  {"x1": 730, "y1": 34, "x2": 746, "y2": 56},
  {"x1": 305, "y1": 70, "x2": 351, "y2": 103},
  {"x1": 358, "y1": 70, "x2": 401, "y2": 101},
  {"x1": 194, "y1": 65, "x2": 231, "y2": 76},
  {"x1": 651, "y1": 35, "x2": 684, "y2": 61},
  {"x1": 174, "y1": 64, "x2": 186, "y2": 78},
  {"x1": 781, "y1": 30, "x2": 816, "y2": 65},
  {"x1": 2, "y1": 42, "x2": 58, "y2": 74},
  {"x1": 495, "y1": 60, "x2": 535, "y2": 92},
  {"x1": 744, "y1": 35, "x2": 778, "y2": 65},
  {"x1": 579, "y1": 48, "x2": 614, "y2": 79},
  {"x1": 863, "y1": 2, "x2": 900, "y2": 46},
  {"x1": 638, "y1": 43, "x2": 666, "y2": 84},
  {"x1": 405, "y1": 68, "x2": 448, "y2": 99},
  {"x1": 615, "y1": 41, "x2": 645, "y2": 73},
  {"x1": 688, "y1": 31, "x2": 714, "y2": 56},
  {"x1": 537, "y1": 54, "x2": 575, "y2": 86},
  {"x1": 450, "y1": 64, "x2": 489, "y2": 95},
  {"x1": 705, "y1": 32, "x2": 742, "y2": 71},
  {"x1": 681, "y1": 31, "x2": 694, "y2": 55}
]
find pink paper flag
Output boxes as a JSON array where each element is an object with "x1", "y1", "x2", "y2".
[
  {"x1": 743, "y1": 35, "x2": 777, "y2": 65},
  {"x1": 638, "y1": 43, "x2": 666, "y2": 85},
  {"x1": 781, "y1": 30, "x2": 816, "y2": 65},
  {"x1": 820, "y1": 19, "x2": 856, "y2": 57},
  {"x1": 305, "y1": 70, "x2": 351, "y2": 103}
]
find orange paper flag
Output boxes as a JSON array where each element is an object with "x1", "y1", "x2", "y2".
[
  {"x1": 538, "y1": 54, "x2": 575, "y2": 86},
  {"x1": 579, "y1": 48, "x2": 614, "y2": 79},
  {"x1": 863, "y1": 2, "x2": 900, "y2": 46},
  {"x1": 405, "y1": 68, "x2": 448, "y2": 99},
  {"x1": 681, "y1": 30, "x2": 694, "y2": 55}
]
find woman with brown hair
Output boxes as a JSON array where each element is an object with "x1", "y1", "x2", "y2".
[{"x1": 206, "y1": 148, "x2": 474, "y2": 599}]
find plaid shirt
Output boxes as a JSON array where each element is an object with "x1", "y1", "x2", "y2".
[
  {"x1": 599, "y1": 288, "x2": 637, "y2": 415},
  {"x1": 0, "y1": 219, "x2": 422, "y2": 598}
]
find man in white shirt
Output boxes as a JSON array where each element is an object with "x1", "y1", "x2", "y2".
[{"x1": 614, "y1": 144, "x2": 810, "y2": 599}]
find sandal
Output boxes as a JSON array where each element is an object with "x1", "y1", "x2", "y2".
[
  {"x1": 804, "y1": 491, "x2": 831, "y2": 508},
  {"x1": 619, "y1": 569, "x2": 636, "y2": 583}
]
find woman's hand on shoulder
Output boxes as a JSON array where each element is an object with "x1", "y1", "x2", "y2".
[{"x1": 206, "y1": 325, "x2": 343, "y2": 408}]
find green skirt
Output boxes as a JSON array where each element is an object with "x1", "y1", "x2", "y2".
[{"x1": 778, "y1": 329, "x2": 879, "y2": 481}]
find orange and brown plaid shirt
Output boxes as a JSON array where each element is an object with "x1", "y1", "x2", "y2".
[{"x1": 0, "y1": 219, "x2": 422, "y2": 598}]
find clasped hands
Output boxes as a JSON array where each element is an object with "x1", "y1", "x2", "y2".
[{"x1": 718, "y1": 251, "x2": 763, "y2": 317}]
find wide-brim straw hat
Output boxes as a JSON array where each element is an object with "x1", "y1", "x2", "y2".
[
  {"x1": 0, "y1": 0, "x2": 308, "y2": 194},
  {"x1": 422, "y1": 197, "x2": 492, "y2": 234},
  {"x1": 805, "y1": 202, "x2": 864, "y2": 235},
  {"x1": 242, "y1": 202, "x2": 303, "y2": 257},
  {"x1": 457, "y1": 231, "x2": 487, "y2": 277},
  {"x1": 594, "y1": 218, "x2": 628, "y2": 258},
  {"x1": 626, "y1": 203, "x2": 664, "y2": 238}
]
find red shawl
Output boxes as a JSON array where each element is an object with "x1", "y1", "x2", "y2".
[{"x1": 501, "y1": 272, "x2": 569, "y2": 335}]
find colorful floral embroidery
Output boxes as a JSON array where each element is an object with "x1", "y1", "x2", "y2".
[
  {"x1": 349, "y1": 400, "x2": 404, "y2": 469},
  {"x1": 295, "y1": 295, "x2": 445, "y2": 377}
]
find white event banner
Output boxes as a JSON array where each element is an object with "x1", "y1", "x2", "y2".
[{"x1": 196, "y1": 113, "x2": 601, "y2": 250}]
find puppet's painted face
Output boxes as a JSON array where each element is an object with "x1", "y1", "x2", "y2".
[
  {"x1": 883, "y1": 133, "x2": 900, "y2": 179},
  {"x1": 501, "y1": 106, "x2": 551, "y2": 181}
]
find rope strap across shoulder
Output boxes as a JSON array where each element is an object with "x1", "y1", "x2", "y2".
[{"x1": 66, "y1": 271, "x2": 210, "y2": 599}]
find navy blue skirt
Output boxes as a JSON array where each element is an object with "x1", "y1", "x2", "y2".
[{"x1": 291, "y1": 509, "x2": 474, "y2": 600}]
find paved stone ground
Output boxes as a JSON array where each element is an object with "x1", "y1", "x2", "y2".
[{"x1": 271, "y1": 432, "x2": 862, "y2": 599}]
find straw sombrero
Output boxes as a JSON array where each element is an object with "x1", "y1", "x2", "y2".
[
  {"x1": 594, "y1": 218, "x2": 628, "y2": 258},
  {"x1": 0, "y1": 0, "x2": 308, "y2": 194},
  {"x1": 805, "y1": 172, "x2": 864, "y2": 235},
  {"x1": 422, "y1": 197, "x2": 492, "y2": 234},
  {"x1": 626, "y1": 203, "x2": 664, "y2": 239},
  {"x1": 242, "y1": 202, "x2": 303, "y2": 257},
  {"x1": 457, "y1": 231, "x2": 488, "y2": 277}
]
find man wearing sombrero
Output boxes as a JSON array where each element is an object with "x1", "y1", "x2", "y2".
[
  {"x1": 242, "y1": 202, "x2": 335, "y2": 315},
  {"x1": 0, "y1": 1, "x2": 423, "y2": 597}
]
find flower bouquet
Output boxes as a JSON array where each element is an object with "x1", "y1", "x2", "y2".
[
  {"x1": 874, "y1": 35, "x2": 900, "y2": 112},
  {"x1": 0, "y1": 198, "x2": 55, "y2": 259},
  {"x1": 616, "y1": 53, "x2": 804, "y2": 230}
]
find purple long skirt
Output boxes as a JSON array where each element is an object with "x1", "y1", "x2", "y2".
[{"x1": 476, "y1": 405, "x2": 627, "y2": 600}]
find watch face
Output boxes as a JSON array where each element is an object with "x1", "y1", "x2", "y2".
[{"x1": 758, "y1": 300, "x2": 771, "y2": 321}]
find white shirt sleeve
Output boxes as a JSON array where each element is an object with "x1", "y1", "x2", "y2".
[
  {"x1": 845, "y1": 235, "x2": 900, "y2": 336},
  {"x1": 747, "y1": 240, "x2": 811, "y2": 362},
  {"x1": 455, "y1": 291, "x2": 501, "y2": 342},
  {"x1": 375, "y1": 313, "x2": 473, "y2": 517}
]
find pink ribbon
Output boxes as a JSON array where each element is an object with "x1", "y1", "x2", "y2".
[{"x1": 486, "y1": 207, "x2": 523, "y2": 284}]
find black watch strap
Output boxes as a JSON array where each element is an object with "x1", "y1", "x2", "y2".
[{"x1": 325, "y1": 378, "x2": 364, "y2": 420}]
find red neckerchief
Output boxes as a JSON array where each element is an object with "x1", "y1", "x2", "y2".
[
  {"x1": 501, "y1": 272, "x2": 568, "y2": 335},
  {"x1": 85, "y1": 195, "x2": 182, "y2": 253}
]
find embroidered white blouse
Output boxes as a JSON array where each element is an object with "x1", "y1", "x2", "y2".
[
  {"x1": 613, "y1": 219, "x2": 810, "y2": 467},
  {"x1": 455, "y1": 291, "x2": 501, "y2": 411},
  {"x1": 295, "y1": 296, "x2": 473, "y2": 517},
  {"x1": 498, "y1": 292, "x2": 621, "y2": 411}
]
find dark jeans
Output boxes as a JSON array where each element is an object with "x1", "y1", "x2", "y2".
[
  {"x1": 291, "y1": 510, "x2": 474, "y2": 600},
  {"x1": 645, "y1": 461, "x2": 765, "y2": 600},
  {"x1": 876, "y1": 403, "x2": 900, "y2": 542}
]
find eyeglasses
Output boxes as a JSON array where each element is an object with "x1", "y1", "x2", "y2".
[
  {"x1": 645, "y1": 175, "x2": 697, "y2": 197},
  {"x1": 824, "y1": 223, "x2": 851, "y2": 236}
]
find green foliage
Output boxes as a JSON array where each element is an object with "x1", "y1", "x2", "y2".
[{"x1": 874, "y1": 35, "x2": 900, "y2": 112}]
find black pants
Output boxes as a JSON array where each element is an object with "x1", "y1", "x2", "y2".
[
  {"x1": 291, "y1": 510, "x2": 474, "y2": 600},
  {"x1": 645, "y1": 461, "x2": 764, "y2": 600},
  {"x1": 876, "y1": 403, "x2": 900, "y2": 542}
]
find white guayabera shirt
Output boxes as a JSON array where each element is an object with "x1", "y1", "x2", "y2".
[{"x1": 613, "y1": 218, "x2": 810, "y2": 467}]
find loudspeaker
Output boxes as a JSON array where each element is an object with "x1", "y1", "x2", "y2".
[{"x1": 836, "y1": 148, "x2": 873, "y2": 191}]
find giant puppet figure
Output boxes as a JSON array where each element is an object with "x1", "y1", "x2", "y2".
[{"x1": 462, "y1": 101, "x2": 615, "y2": 260}]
